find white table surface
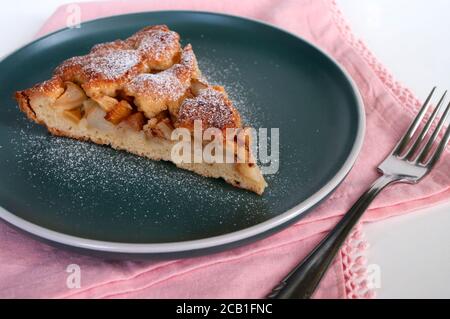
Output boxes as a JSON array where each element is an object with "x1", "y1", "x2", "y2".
[{"x1": 1, "y1": 0, "x2": 449, "y2": 299}]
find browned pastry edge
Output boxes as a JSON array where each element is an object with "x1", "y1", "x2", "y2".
[{"x1": 15, "y1": 91, "x2": 38, "y2": 123}]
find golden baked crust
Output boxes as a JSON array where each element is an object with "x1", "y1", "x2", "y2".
[
  {"x1": 20, "y1": 25, "x2": 181, "y2": 101},
  {"x1": 124, "y1": 44, "x2": 200, "y2": 119},
  {"x1": 14, "y1": 25, "x2": 267, "y2": 194},
  {"x1": 176, "y1": 86, "x2": 241, "y2": 131}
]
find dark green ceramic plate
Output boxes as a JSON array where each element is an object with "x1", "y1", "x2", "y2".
[{"x1": 0, "y1": 11, "x2": 364, "y2": 258}]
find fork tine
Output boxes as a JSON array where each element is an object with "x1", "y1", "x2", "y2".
[
  {"x1": 405, "y1": 90, "x2": 447, "y2": 160},
  {"x1": 426, "y1": 122, "x2": 450, "y2": 169},
  {"x1": 418, "y1": 100, "x2": 450, "y2": 164},
  {"x1": 394, "y1": 87, "x2": 436, "y2": 155}
]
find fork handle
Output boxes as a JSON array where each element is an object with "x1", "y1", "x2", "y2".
[{"x1": 267, "y1": 174, "x2": 398, "y2": 299}]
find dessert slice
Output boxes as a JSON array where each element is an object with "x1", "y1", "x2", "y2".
[{"x1": 15, "y1": 25, "x2": 267, "y2": 194}]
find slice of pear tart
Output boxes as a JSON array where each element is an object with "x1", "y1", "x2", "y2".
[{"x1": 15, "y1": 25, "x2": 267, "y2": 194}]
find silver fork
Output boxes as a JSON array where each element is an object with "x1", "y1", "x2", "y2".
[{"x1": 268, "y1": 87, "x2": 450, "y2": 299}]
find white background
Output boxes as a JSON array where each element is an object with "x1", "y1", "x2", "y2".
[{"x1": 0, "y1": 0, "x2": 449, "y2": 298}]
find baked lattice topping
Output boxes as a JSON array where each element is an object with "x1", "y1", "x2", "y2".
[
  {"x1": 176, "y1": 87, "x2": 241, "y2": 131},
  {"x1": 124, "y1": 45, "x2": 200, "y2": 119},
  {"x1": 52, "y1": 25, "x2": 183, "y2": 98},
  {"x1": 15, "y1": 25, "x2": 267, "y2": 194}
]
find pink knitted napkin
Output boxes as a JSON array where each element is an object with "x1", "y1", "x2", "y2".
[{"x1": 1, "y1": 0, "x2": 449, "y2": 299}]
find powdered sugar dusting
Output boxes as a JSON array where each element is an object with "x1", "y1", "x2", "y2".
[
  {"x1": 198, "y1": 56, "x2": 277, "y2": 184},
  {"x1": 9, "y1": 119, "x2": 270, "y2": 236},
  {"x1": 198, "y1": 57, "x2": 266, "y2": 127},
  {"x1": 63, "y1": 50, "x2": 141, "y2": 81},
  {"x1": 87, "y1": 50, "x2": 141, "y2": 80},
  {"x1": 178, "y1": 88, "x2": 237, "y2": 129},
  {"x1": 137, "y1": 30, "x2": 179, "y2": 61},
  {"x1": 125, "y1": 45, "x2": 195, "y2": 101},
  {"x1": 127, "y1": 71, "x2": 186, "y2": 99},
  {"x1": 55, "y1": 26, "x2": 181, "y2": 84}
]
